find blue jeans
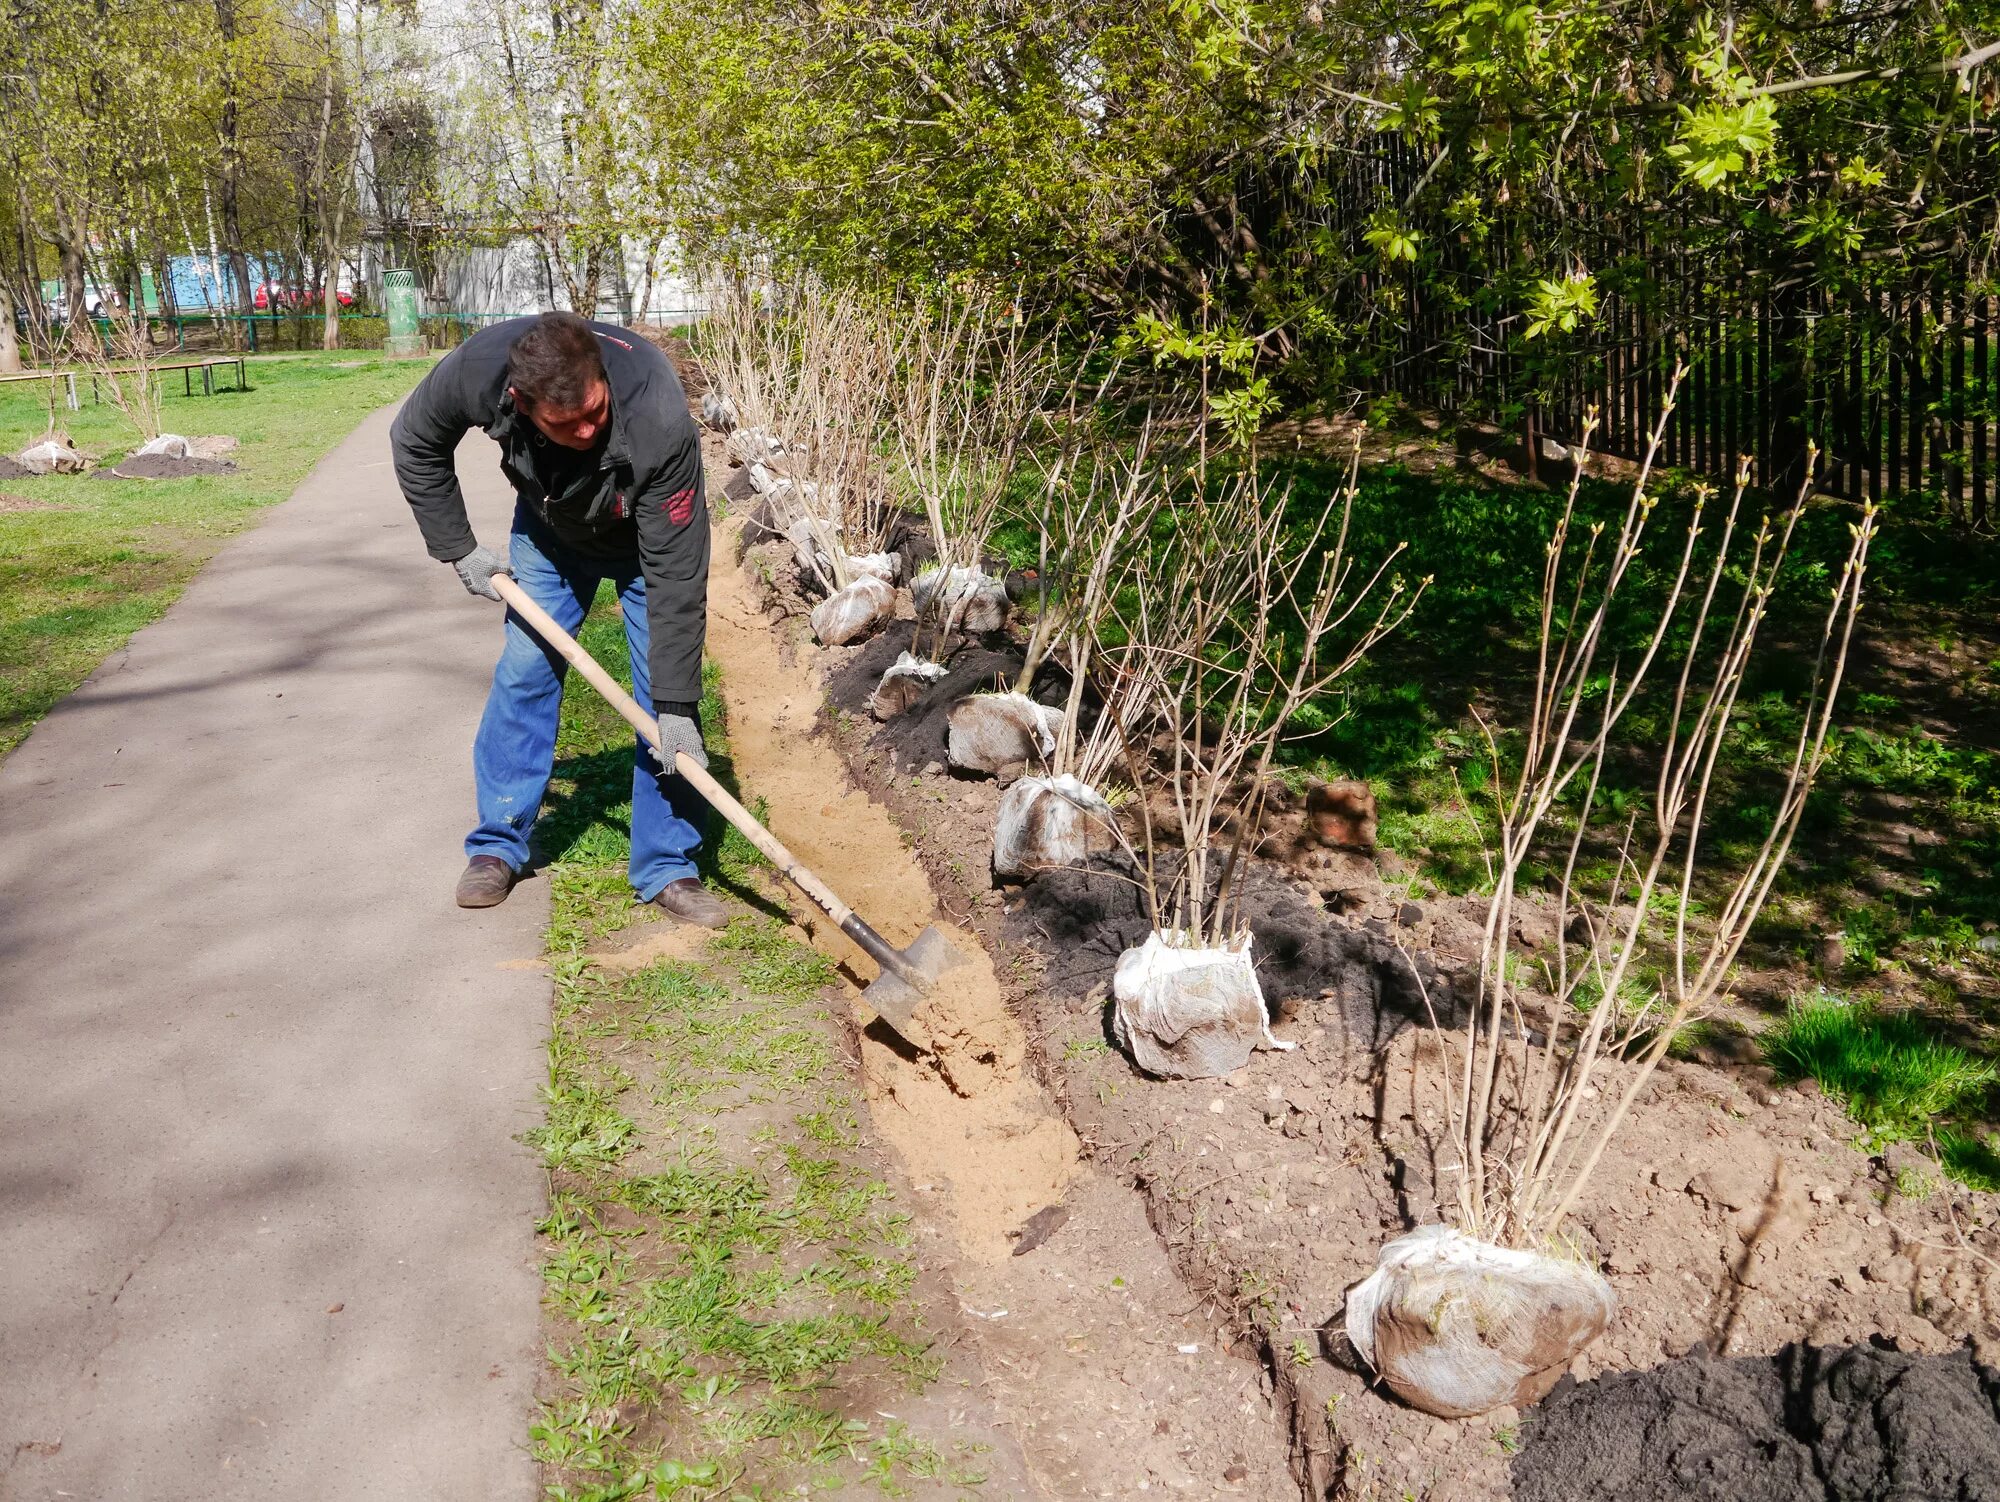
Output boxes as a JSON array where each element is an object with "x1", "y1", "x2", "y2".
[{"x1": 465, "y1": 511, "x2": 703, "y2": 899}]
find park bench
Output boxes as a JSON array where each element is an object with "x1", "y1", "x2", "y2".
[{"x1": 0, "y1": 356, "x2": 247, "y2": 411}]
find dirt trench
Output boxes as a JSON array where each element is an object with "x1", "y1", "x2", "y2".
[{"x1": 701, "y1": 513, "x2": 1299, "y2": 1498}]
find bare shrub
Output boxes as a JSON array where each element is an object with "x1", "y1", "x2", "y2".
[
  {"x1": 91, "y1": 297, "x2": 166, "y2": 442},
  {"x1": 1422, "y1": 370, "x2": 1878, "y2": 1249},
  {"x1": 892, "y1": 294, "x2": 1048, "y2": 657},
  {"x1": 696, "y1": 273, "x2": 897, "y2": 590},
  {"x1": 1115, "y1": 446, "x2": 1423, "y2": 945},
  {"x1": 1017, "y1": 421, "x2": 1167, "y2": 792}
]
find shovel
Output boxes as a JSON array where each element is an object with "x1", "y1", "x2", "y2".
[{"x1": 490, "y1": 574, "x2": 961, "y2": 1048}]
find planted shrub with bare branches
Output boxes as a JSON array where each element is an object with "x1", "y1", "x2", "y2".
[
  {"x1": 1346, "y1": 372, "x2": 1879, "y2": 1419},
  {"x1": 893, "y1": 295, "x2": 1049, "y2": 658},
  {"x1": 1118, "y1": 446, "x2": 1421, "y2": 944},
  {"x1": 91, "y1": 298, "x2": 167, "y2": 443},
  {"x1": 1103, "y1": 448, "x2": 1422, "y2": 1078},
  {"x1": 697, "y1": 275, "x2": 899, "y2": 625},
  {"x1": 987, "y1": 429, "x2": 1166, "y2": 878}
]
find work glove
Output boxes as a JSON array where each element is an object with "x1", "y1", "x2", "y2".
[
  {"x1": 451, "y1": 543, "x2": 510, "y2": 601},
  {"x1": 656, "y1": 711, "x2": 709, "y2": 772}
]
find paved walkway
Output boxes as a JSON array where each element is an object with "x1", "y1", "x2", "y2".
[{"x1": 0, "y1": 405, "x2": 547, "y2": 1501}]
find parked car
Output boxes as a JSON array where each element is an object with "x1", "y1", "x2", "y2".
[{"x1": 253, "y1": 284, "x2": 356, "y2": 311}]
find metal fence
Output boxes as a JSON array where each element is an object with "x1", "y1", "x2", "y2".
[{"x1": 1338, "y1": 137, "x2": 1999, "y2": 522}]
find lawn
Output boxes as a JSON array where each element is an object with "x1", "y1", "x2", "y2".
[
  {"x1": 0, "y1": 351, "x2": 434, "y2": 759},
  {"x1": 530, "y1": 603, "x2": 981, "y2": 1499}
]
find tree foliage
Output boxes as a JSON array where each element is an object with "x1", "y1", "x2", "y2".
[{"x1": 622, "y1": 0, "x2": 2000, "y2": 416}]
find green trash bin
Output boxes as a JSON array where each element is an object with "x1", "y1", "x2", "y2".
[{"x1": 383, "y1": 269, "x2": 426, "y2": 357}]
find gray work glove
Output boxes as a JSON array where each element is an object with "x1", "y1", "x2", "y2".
[
  {"x1": 451, "y1": 543, "x2": 510, "y2": 600},
  {"x1": 656, "y1": 712, "x2": 708, "y2": 771}
]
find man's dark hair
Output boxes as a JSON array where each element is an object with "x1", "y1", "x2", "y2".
[{"x1": 507, "y1": 311, "x2": 607, "y2": 412}]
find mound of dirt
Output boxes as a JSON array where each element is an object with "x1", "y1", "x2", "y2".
[
  {"x1": 101, "y1": 453, "x2": 238, "y2": 480},
  {"x1": 1006, "y1": 853, "x2": 1437, "y2": 1029},
  {"x1": 0, "y1": 455, "x2": 31, "y2": 480},
  {"x1": 1513, "y1": 1339, "x2": 2000, "y2": 1502},
  {"x1": 825, "y1": 620, "x2": 1048, "y2": 771}
]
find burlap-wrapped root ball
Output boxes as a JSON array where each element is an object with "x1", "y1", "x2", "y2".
[{"x1": 1345, "y1": 1225, "x2": 1615, "y2": 1418}]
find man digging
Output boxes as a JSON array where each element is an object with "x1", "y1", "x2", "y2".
[{"x1": 390, "y1": 310, "x2": 727, "y2": 928}]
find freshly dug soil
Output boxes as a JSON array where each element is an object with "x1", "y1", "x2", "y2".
[
  {"x1": 0, "y1": 455, "x2": 31, "y2": 480},
  {"x1": 1513, "y1": 1339, "x2": 2000, "y2": 1502},
  {"x1": 102, "y1": 453, "x2": 238, "y2": 479},
  {"x1": 705, "y1": 525, "x2": 1080, "y2": 1260},
  {"x1": 825, "y1": 618, "x2": 1053, "y2": 772},
  {"x1": 715, "y1": 412, "x2": 2000, "y2": 1502},
  {"x1": 1009, "y1": 853, "x2": 1440, "y2": 1031}
]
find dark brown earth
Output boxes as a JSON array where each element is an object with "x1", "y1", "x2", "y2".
[
  {"x1": 1513, "y1": 1339, "x2": 2000, "y2": 1502},
  {"x1": 101, "y1": 452, "x2": 238, "y2": 479}
]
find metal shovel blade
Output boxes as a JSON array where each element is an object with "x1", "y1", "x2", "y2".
[{"x1": 861, "y1": 926, "x2": 969, "y2": 1042}]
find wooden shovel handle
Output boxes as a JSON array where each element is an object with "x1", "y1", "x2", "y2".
[{"x1": 487, "y1": 574, "x2": 926, "y2": 988}]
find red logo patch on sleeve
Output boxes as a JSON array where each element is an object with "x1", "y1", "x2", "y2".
[{"x1": 664, "y1": 487, "x2": 696, "y2": 524}]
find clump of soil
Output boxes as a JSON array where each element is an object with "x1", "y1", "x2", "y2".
[
  {"x1": 825, "y1": 618, "x2": 1049, "y2": 770},
  {"x1": 101, "y1": 453, "x2": 238, "y2": 480},
  {"x1": 0, "y1": 455, "x2": 32, "y2": 481},
  {"x1": 1513, "y1": 1339, "x2": 2000, "y2": 1502},
  {"x1": 1008, "y1": 853, "x2": 1439, "y2": 1031}
]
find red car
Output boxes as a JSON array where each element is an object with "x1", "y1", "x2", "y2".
[{"x1": 253, "y1": 284, "x2": 357, "y2": 311}]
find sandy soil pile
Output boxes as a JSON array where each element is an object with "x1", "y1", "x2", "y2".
[{"x1": 706, "y1": 539, "x2": 1079, "y2": 1262}]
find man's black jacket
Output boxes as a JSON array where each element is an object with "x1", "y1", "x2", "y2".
[{"x1": 389, "y1": 318, "x2": 708, "y2": 711}]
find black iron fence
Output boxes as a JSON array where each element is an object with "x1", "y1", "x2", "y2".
[{"x1": 1339, "y1": 138, "x2": 1998, "y2": 522}]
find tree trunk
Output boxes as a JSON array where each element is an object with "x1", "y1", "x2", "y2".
[
  {"x1": 215, "y1": 0, "x2": 254, "y2": 328},
  {"x1": 56, "y1": 208, "x2": 92, "y2": 349},
  {"x1": 311, "y1": 7, "x2": 345, "y2": 354},
  {"x1": 154, "y1": 251, "x2": 177, "y2": 322},
  {"x1": 322, "y1": 262, "x2": 342, "y2": 349},
  {"x1": 1767, "y1": 283, "x2": 1813, "y2": 501},
  {"x1": 0, "y1": 280, "x2": 21, "y2": 373}
]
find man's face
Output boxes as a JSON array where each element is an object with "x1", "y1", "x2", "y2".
[{"x1": 515, "y1": 378, "x2": 611, "y2": 451}]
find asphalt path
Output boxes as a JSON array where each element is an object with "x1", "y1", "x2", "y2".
[{"x1": 0, "y1": 403, "x2": 548, "y2": 1500}]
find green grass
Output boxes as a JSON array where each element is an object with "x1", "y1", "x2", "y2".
[
  {"x1": 531, "y1": 606, "x2": 978, "y2": 1500},
  {"x1": 1764, "y1": 989, "x2": 1998, "y2": 1185},
  {"x1": 0, "y1": 351, "x2": 432, "y2": 758}
]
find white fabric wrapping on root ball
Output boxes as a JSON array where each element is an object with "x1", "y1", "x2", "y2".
[
  {"x1": 16, "y1": 438, "x2": 85, "y2": 474},
  {"x1": 871, "y1": 651, "x2": 947, "y2": 720},
  {"x1": 992, "y1": 775, "x2": 1117, "y2": 879},
  {"x1": 1111, "y1": 931, "x2": 1293, "y2": 1080},
  {"x1": 1344, "y1": 1225, "x2": 1616, "y2": 1418},
  {"x1": 701, "y1": 390, "x2": 738, "y2": 431},
  {"x1": 136, "y1": 434, "x2": 191, "y2": 458},
  {"x1": 809, "y1": 575, "x2": 896, "y2": 646},
  {"x1": 946, "y1": 693, "x2": 1063, "y2": 776},
  {"x1": 912, "y1": 565, "x2": 1009, "y2": 633},
  {"x1": 846, "y1": 551, "x2": 901, "y2": 584},
  {"x1": 725, "y1": 426, "x2": 783, "y2": 464}
]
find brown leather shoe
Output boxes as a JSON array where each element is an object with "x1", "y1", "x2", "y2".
[
  {"x1": 456, "y1": 855, "x2": 517, "y2": 909},
  {"x1": 652, "y1": 878, "x2": 728, "y2": 929}
]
